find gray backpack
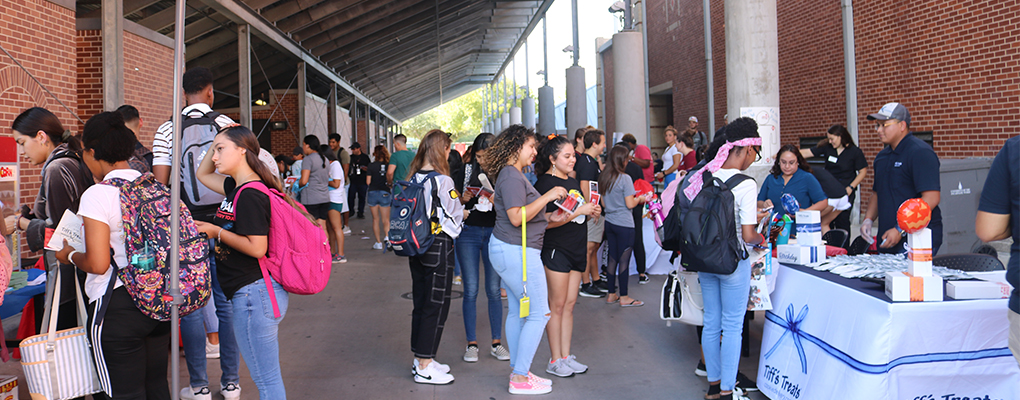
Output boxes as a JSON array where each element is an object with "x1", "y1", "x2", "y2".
[{"x1": 176, "y1": 111, "x2": 224, "y2": 207}]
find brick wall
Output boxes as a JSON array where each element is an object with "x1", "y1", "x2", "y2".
[
  {"x1": 1, "y1": 0, "x2": 77, "y2": 259},
  {"x1": 605, "y1": 0, "x2": 1020, "y2": 217},
  {"x1": 225, "y1": 90, "x2": 301, "y2": 157}
]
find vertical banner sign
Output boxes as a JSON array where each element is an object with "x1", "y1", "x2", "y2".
[
  {"x1": 0, "y1": 136, "x2": 19, "y2": 265},
  {"x1": 741, "y1": 107, "x2": 780, "y2": 166}
]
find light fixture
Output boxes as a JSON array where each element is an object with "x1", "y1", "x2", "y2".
[
  {"x1": 608, "y1": 1, "x2": 626, "y2": 13},
  {"x1": 536, "y1": 70, "x2": 545, "y2": 76},
  {"x1": 562, "y1": 45, "x2": 574, "y2": 53},
  {"x1": 254, "y1": 99, "x2": 267, "y2": 106}
]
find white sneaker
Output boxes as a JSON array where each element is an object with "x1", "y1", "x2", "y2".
[
  {"x1": 413, "y1": 360, "x2": 454, "y2": 385},
  {"x1": 564, "y1": 354, "x2": 588, "y2": 374},
  {"x1": 412, "y1": 358, "x2": 450, "y2": 374},
  {"x1": 180, "y1": 386, "x2": 212, "y2": 400},
  {"x1": 490, "y1": 344, "x2": 510, "y2": 361},
  {"x1": 205, "y1": 340, "x2": 219, "y2": 359},
  {"x1": 545, "y1": 358, "x2": 574, "y2": 378},
  {"x1": 453, "y1": 276, "x2": 462, "y2": 285},
  {"x1": 372, "y1": 242, "x2": 383, "y2": 250},
  {"x1": 343, "y1": 226, "x2": 352, "y2": 235},
  {"x1": 463, "y1": 345, "x2": 479, "y2": 362},
  {"x1": 219, "y1": 382, "x2": 241, "y2": 400}
]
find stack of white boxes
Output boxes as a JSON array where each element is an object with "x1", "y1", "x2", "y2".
[
  {"x1": 776, "y1": 210, "x2": 827, "y2": 264},
  {"x1": 885, "y1": 227, "x2": 943, "y2": 301}
]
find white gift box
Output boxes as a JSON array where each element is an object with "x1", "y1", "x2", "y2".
[
  {"x1": 777, "y1": 244, "x2": 826, "y2": 265},
  {"x1": 907, "y1": 228, "x2": 933, "y2": 277},
  {"x1": 885, "y1": 271, "x2": 943, "y2": 302},
  {"x1": 794, "y1": 210, "x2": 823, "y2": 245},
  {"x1": 946, "y1": 281, "x2": 1011, "y2": 300}
]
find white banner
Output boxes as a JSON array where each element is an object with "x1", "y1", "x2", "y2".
[
  {"x1": 759, "y1": 263, "x2": 1019, "y2": 400},
  {"x1": 740, "y1": 107, "x2": 780, "y2": 166}
]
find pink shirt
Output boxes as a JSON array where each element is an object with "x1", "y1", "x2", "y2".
[{"x1": 635, "y1": 144, "x2": 653, "y2": 182}]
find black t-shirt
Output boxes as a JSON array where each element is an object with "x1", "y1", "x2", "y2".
[
  {"x1": 534, "y1": 174, "x2": 586, "y2": 259},
  {"x1": 368, "y1": 161, "x2": 389, "y2": 192},
  {"x1": 349, "y1": 153, "x2": 371, "y2": 185},
  {"x1": 811, "y1": 168, "x2": 846, "y2": 199},
  {"x1": 810, "y1": 144, "x2": 868, "y2": 186},
  {"x1": 977, "y1": 135, "x2": 1020, "y2": 313},
  {"x1": 626, "y1": 161, "x2": 644, "y2": 183},
  {"x1": 574, "y1": 152, "x2": 600, "y2": 183},
  {"x1": 213, "y1": 177, "x2": 271, "y2": 299},
  {"x1": 448, "y1": 150, "x2": 465, "y2": 192},
  {"x1": 463, "y1": 161, "x2": 496, "y2": 227},
  {"x1": 872, "y1": 134, "x2": 942, "y2": 254}
]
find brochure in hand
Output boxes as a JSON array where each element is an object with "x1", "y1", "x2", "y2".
[
  {"x1": 465, "y1": 186, "x2": 494, "y2": 200},
  {"x1": 45, "y1": 209, "x2": 85, "y2": 252}
]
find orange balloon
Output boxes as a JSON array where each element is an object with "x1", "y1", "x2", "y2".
[{"x1": 897, "y1": 198, "x2": 932, "y2": 233}]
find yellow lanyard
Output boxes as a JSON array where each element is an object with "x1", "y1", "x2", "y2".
[{"x1": 520, "y1": 206, "x2": 530, "y2": 318}]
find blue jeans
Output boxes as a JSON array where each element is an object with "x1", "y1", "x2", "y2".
[
  {"x1": 489, "y1": 236, "x2": 549, "y2": 376},
  {"x1": 699, "y1": 257, "x2": 752, "y2": 391},
  {"x1": 232, "y1": 278, "x2": 288, "y2": 399},
  {"x1": 181, "y1": 255, "x2": 240, "y2": 388},
  {"x1": 456, "y1": 225, "x2": 502, "y2": 343}
]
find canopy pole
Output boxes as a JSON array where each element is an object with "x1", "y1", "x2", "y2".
[{"x1": 169, "y1": 0, "x2": 187, "y2": 399}]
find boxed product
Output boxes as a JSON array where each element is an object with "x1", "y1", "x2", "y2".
[
  {"x1": 946, "y1": 281, "x2": 1011, "y2": 300},
  {"x1": 0, "y1": 375, "x2": 17, "y2": 400},
  {"x1": 794, "y1": 210, "x2": 823, "y2": 245},
  {"x1": 776, "y1": 244, "x2": 826, "y2": 265},
  {"x1": 885, "y1": 271, "x2": 943, "y2": 302},
  {"x1": 907, "y1": 228, "x2": 933, "y2": 277}
]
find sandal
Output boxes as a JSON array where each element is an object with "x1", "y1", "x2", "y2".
[
  {"x1": 620, "y1": 299, "x2": 644, "y2": 307},
  {"x1": 606, "y1": 294, "x2": 619, "y2": 304}
]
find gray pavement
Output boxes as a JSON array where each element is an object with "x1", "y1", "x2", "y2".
[{"x1": 0, "y1": 216, "x2": 771, "y2": 399}]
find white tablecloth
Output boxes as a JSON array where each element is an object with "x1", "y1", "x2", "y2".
[{"x1": 758, "y1": 263, "x2": 1019, "y2": 400}]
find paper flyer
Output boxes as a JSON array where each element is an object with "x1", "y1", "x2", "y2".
[{"x1": 45, "y1": 209, "x2": 84, "y2": 252}]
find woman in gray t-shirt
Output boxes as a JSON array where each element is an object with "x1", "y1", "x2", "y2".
[
  {"x1": 299, "y1": 135, "x2": 332, "y2": 226},
  {"x1": 485, "y1": 125, "x2": 566, "y2": 395},
  {"x1": 597, "y1": 144, "x2": 647, "y2": 307}
]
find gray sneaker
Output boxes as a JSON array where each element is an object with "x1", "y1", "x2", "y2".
[
  {"x1": 564, "y1": 354, "x2": 588, "y2": 374},
  {"x1": 490, "y1": 344, "x2": 510, "y2": 361},
  {"x1": 545, "y1": 358, "x2": 575, "y2": 378},
  {"x1": 463, "y1": 345, "x2": 479, "y2": 362}
]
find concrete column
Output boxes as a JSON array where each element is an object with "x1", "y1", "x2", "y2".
[
  {"x1": 613, "y1": 31, "x2": 649, "y2": 147},
  {"x1": 501, "y1": 113, "x2": 510, "y2": 130},
  {"x1": 726, "y1": 0, "x2": 780, "y2": 169},
  {"x1": 297, "y1": 62, "x2": 307, "y2": 140},
  {"x1": 238, "y1": 25, "x2": 252, "y2": 128},
  {"x1": 510, "y1": 107, "x2": 522, "y2": 125},
  {"x1": 538, "y1": 85, "x2": 555, "y2": 135},
  {"x1": 327, "y1": 83, "x2": 337, "y2": 138},
  {"x1": 522, "y1": 97, "x2": 536, "y2": 129},
  {"x1": 566, "y1": 65, "x2": 587, "y2": 135},
  {"x1": 351, "y1": 98, "x2": 358, "y2": 149},
  {"x1": 102, "y1": 0, "x2": 123, "y2": 110}
]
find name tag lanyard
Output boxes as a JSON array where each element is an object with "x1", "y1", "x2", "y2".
[{"x1": 519, "y1": 206, "x2": 530, "y2": 318}]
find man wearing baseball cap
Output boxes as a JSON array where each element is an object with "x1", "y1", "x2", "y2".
[
  {"x1": 683, "y1": 116, "x2": 709, "y2": 150},
  {"x1": 861, "y1": 102, "x2": 943, "y2": 255}
]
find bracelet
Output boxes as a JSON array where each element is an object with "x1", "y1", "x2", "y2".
[
  {"x1": 217, "y1": 227, "x2": 224, "y2": 242},
  {"x1": 67, "y1": 250, "x2": 78, "y2": 266}
]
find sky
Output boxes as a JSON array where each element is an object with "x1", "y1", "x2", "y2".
[{"x1": 503, "y1": 0, "x2": 622, "y2": 104}]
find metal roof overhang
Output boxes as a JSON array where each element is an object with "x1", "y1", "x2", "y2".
[{"x1": 79, "y1": 0, "x2": 554, "y2": 122}]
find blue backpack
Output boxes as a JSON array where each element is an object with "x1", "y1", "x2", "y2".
[{"x1": 389, "y1": 172, "x2": 442, "y2": 257}]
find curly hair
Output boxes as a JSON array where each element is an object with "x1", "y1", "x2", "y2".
[
  {"x1": 770, "y1": 144, "x2": 812, "y2": 176},
  {"x1": 704, "y1": 116, "x2": 760, "y2": 162},
  {"x1": 483, "y1": 124, "x2": 537, "y2": 181},
  {"x1": 535, "y1": 134, "x2": 571, "y2": 175}
]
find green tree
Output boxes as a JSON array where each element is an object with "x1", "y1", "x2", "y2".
[{"x1": 401, "y1": 82, "x2": 536, "y2": 143}]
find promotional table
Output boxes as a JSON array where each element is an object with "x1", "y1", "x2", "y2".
[{"x1": 758, "y1": 263, "x2": 1019, "y2": 400}]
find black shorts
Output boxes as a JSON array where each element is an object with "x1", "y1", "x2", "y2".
[
  {"x1": 303, "y1": 203, "x2": 330, "y2": 220},
  {"x1": 541, "y1": 247, "x2": 585, "y2": 273}
]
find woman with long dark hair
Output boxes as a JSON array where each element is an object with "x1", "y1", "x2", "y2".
[
  {"x1": 404, "y1": 129, "x2": 464, "y2": 385},
  {"x1": 455, "y1": 132, "x2": 511, "y2": 363},
  {"x1": 366, "y1": 145, "x2": 392, "y2": 249},
  {"x1": 487, "y1": 125, "x2": 567, "y2": 395},
  {"x1": 11, "y1": 107, "x2": 92, "y2": 333},
  {"x1": 299, "y1": 135, "x2": 332, "y2": 235},
  {"x1": 598, "y1": 144, "x2": 647, "y2": 307},
  {"x1": 322, "y1": 144, "x2": 347, "y2": 263},
  {"x1": 534, "y1": 134, "x2": 599, "y2": 377},
  {"x1": 799, "y1": 124, "x2": 869, "y2": 232},
  {"x1": 193, "y1": 125, "x2": 302, "y2": 399},
  {"x1": 757, "y1": 144, "x2": 828, "y2": 218}
]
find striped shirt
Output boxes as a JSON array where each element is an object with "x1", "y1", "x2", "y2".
[{"x1": 152, "y1": 103, "x2": 235, "y2": 167}]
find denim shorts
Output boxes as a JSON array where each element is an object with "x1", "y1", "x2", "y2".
[{"x1": 367, "y1": 190, "x2": 391, "y2": 207}]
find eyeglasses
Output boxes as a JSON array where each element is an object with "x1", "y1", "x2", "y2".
[
  {"x1": 780, "y1": 160, "x2": 798, "y2": 167},
  {"x1": 752, "y1": 146, "x2": 762, "y2": 162},
  {"x1": 875, "y1": 120, "x2": 898, "y2": 130}
]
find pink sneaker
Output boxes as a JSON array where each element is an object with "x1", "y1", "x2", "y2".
[
  {"x1": 509, "y1": 379, "x2": 552, "y2": 395},
  {"x1": 528, "y1": 372, "x2": 553, "y2": 386}
]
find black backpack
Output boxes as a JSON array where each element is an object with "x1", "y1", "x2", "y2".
[{"x1": 675, "y1": 170, "x2": 752, "y2": 274}]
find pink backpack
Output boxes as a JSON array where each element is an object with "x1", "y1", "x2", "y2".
[{"x1": 233, "y1": 181, "x2": 332, "y2": 317}]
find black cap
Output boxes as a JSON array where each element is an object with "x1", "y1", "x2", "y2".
[
  {"x1": 350, "y1": 142, "x2": 361, "y2": 149},
  {"x1": 292, "y1": 146, "x2": 303, "y2": 155}
]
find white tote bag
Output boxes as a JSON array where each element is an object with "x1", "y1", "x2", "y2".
[
  {"x1": 20, "y1": 268, "x2": 102, "y2": 400},
  {"x1": 659, "y1": 269, "x2": 704, "y2": 326}
]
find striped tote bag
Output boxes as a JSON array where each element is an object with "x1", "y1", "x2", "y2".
[{"x1": 20, "y1": 268, "x2": 102, "y2": 399}]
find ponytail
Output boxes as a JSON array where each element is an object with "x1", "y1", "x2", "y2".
[{"x1": 12, "y1": 107, "x2": 82, "y2": 153}]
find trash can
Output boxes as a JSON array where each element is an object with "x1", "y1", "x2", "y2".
[{"x1": 938, "y1": 158, "x2": 993, "y2": 255}]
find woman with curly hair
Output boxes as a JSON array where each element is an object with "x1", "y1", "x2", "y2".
[{"x1": 486, "y1": 125, "x2": 567, "y2": 395}]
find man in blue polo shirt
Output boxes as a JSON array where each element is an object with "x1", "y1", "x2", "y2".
[
  {"x1": 860, "y1": 102, "x2": 943, "y2": 255},
  {"x1": 976, "y1": 135, "x2": 1020, "y2": 367}
]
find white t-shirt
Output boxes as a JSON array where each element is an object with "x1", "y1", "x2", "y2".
[
  {"x1": 662, "y1": 144, "x2": 680, "y2": 174},
  {"x1": 713, "y1": 168, "x2": 758, "y2": 245},
  {"x1": 152, "y1": 103, "x2": 235, "y2": 167},
  {"x1": 328, "y1": 160, "x2": 346, "y2": 204},
  {"x1": 77, "y1": 169, "x2": 141, "y2": 302},
  {"x1": 412, "y1": 171, "x2": 465, "y2": 239}
]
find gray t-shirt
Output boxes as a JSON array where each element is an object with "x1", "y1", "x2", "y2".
[
  {"x1": 493, "y1": 165, "x2": 547, "y2": 250},
  {"x1": 300, "y1": 152, "x2": 330, "y2": 205},
  {"x1": 604, "y1": 174, "x2": 636, "y2": 228}
]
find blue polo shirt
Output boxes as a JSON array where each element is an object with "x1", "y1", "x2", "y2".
[
  {"x1": 872, "y1": 133, "x2": 943, "y2": 255},
  {"x1": 977, "y1": 135, "x2": 1019, "y2": 313},
  {"x1": 757, "y1": 168, "x2": 827, "y2": 218}
]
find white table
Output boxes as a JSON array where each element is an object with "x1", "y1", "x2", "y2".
[{"x1": 758, "y1": 263, "x2": 1019, "y2": 400}]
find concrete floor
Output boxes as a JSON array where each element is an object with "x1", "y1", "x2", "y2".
[{"x1": 0, "y1": 216, "x2": 771, "y2": 399}]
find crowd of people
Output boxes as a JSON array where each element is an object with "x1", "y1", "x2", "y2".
[{"x1": 7, "y1": 61, "x2": 1019, "y2": 400}]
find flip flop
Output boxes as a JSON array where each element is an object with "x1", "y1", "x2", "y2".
[
  {"x1": 620, "y1": 299, "x2": 644, "y2": 307},
  {"x1": 606, "y1": 295, "x2": 619, "y2": 304}
]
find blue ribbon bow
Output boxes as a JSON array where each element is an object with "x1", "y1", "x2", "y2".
[{"x1": 765, "y1": 304, "x2": 810, "y2": 373}]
